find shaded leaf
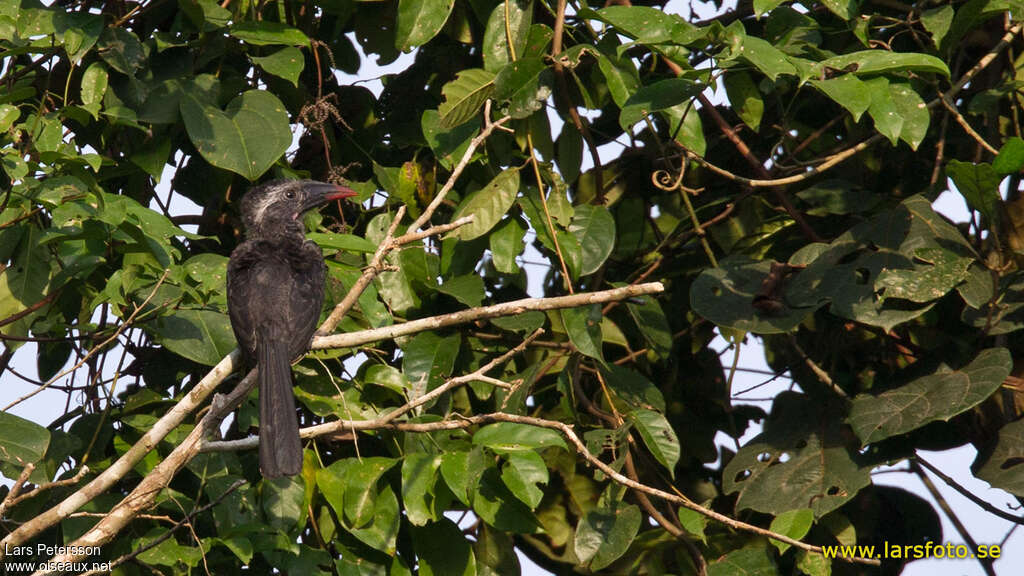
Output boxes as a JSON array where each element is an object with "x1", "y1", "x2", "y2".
[
  {"x1": 396, "y1": 0, "x2": 456, "y2": 51},
  {"x1": 631, "y1": 409, "x2": 680, "y2": 476},
  {"x1": 574, "y1": 501, "x2": 642, "y2": 570},
  {"x1": 438, "y1": 68, "x2": 495, "y2": 128},
  {"x1": 451, "y1": 168, "x2": 520, "y2": 240},
  {"x1": 0, "y1": 411, "x2": 50, "y2": 465}
]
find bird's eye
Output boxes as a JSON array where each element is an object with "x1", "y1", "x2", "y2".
[{"x1": 285, "y1": 190, "x2": 295, "y2": 199}]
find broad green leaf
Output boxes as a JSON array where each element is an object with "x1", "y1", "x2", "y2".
[
  {"x1": 723, "y1": 393, "x2": 871, "y2": 518},
  {"x1": 473, "y1": 422, "x2": 567, "y2": 452},
  {"x1": 364, "y1": 364, "x2": 409, "y2": 394},
  {"x1": 973, "y1": 417, "x2": 1024, "y2": 496},
  {"x1": 229, "y1": 21, "x2": 309, "y2": 46},
  {"x1": 437, "y1": 274, "x2": 485, "y2": 307},
  {"x1": 993, "y1": 137, "x2": 1024, "y2": 175},
  {"x1": 472, "y1": 467, "x2": 542, "y2": 533},
  {"x1": 663, "y1": 100, "x2": 706, "y2": 154},
  {"x1": 451, "y1": 168, "x2": 520, "y2": 240},
  {"x1": 151, "y1": 309, "x2": 236, "y2": 366},
  {"x1": 561, "y1": 304, "x2": 604, "y2": 362},
  {"x1": 676, "y1": 507, "x2": 708, "y2": 543},
  {"x1": 920, "y1": 5, "x2": 955, "y2": 46},
  {"x1": 438, "y1": 68, "x2": 496, "y2": 129},
  {"x1": 489, "y1": 217, "x2": 526, "y2": 274},
  {"x1": 98, "y1": 27, "x2": 144, "y2": 74},
  {"x1": 569, "y1": 205, "x2": 615, "y2": 276},
  {"x1": 412, "y1": 519, "x2": 477, "y2": 576},
  {"x1": 737, "y1": 36, "x2": 797, "y2": 80},
  {"x1": 251, "y1": 46, "x2": 304, "y2": 86},
  {"x1": 619, "y1": 78, "x2": 702, "y2": 131},
  {"x1": 0, "y1": 411, "x2": 50, "y2": 465},
  {"x1": 723, "y1": 70, "x2": 763, "y2": 130},
  {"x1": 555, "y1": 122, "x2": 583, "y2": 184},
  {"x1": 753, "y1": 0, "x2": 786, "y2": 16},
  {"x1": 366, "y1": 213, "x2": 419, "y2": 313},
  {"x1": 308, "y1": 233, "x2": 378, "y2": 254},
  {"x1": 180, "y1": 90, "x2": 291, "y2": 181},
  {"x1": 816, "y1": 51, "x2": 950, "y2": 78},
  {"x1": 403, "y1": 332, "x2": 460, "y2": 398},
  {"x1": 491, "y1": 310, "x2": 545, "y2": 333},
  {"x1": 402, "y1": 453, "x2": 442, "y2": 525},
  {"x1": 875, "y1": 247, "x2": 973, "y2": 303},
  {"x1": 344, "y1": 457, "x2": 399, "y2": 528},
  {"x1": 819, "y1": 0, "x2": 855, "y2": 19},
  {"x1": 474, "y1": 525, "x2": 521, "y2": 576},
  {"x1": 422, "y1": 109, "x2": 478, "y2": 170},
  {"x1": 482, "y1": 0, "x2": 532, "y2": 73},
  {"x1": 263, "y1": 476, "x2": 305, "y2": 530},
  {"x1": 796, "y1": 549, "x2": 831, "y2": 576},
  {"x1": 810, "y1": 76, "x2": 871, "y2": 121},
  {"x1": 396, "y1": 0, "x2": 455, "y2": 51},
  {"x1": 796, "y1": 181, "x2": 879, "y2": 215},
  {"x1": 79, "y1": 62, "x2": 107, "y2": 118},
  {"x1": 596, "y1": 52, "x2": 639, "y2": 108},
  {"x1": 769, "y1": 508, "x2": 814, "y2": 554},
  {"x1": 592, "y1": 6, "x2": 698, "y2": 45},
  {"x1": 847, "y1": 348, "x2": 1011, "y2": 444},
  {"x1": 574, "y1": 501, "x2": 642, "y2": 570},
  {"x1": 707, "y1": 545, "x2": 777, "y2": 576},
  {"x1": 888, "y1": 81, "x2": 929, "y2": 149},
  {"x1": 691, "y1": 258, "x2": 816, "y2": 334},
  {"x1": 54, "y1": 12, "x2": 103, "y2": 62},
  {"x1": 602, "y1": 364, "x2": 666, "y2": 413},
  {"x1": 500, "y1": 450, "x2": 547, "y2": 509},
  {"x1": 631, "y1": 409, "x2": 680, "y2": 476},
  {"x1": 0, "y1": 104, "x2": 19, "y2": 132},
  {"x1": 493, "y1": 57, "x2": 551, "y2": 119}
]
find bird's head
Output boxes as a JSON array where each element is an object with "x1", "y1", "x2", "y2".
[{"x1": 240, "y1": 179, "x2": 357, "y2": 234}]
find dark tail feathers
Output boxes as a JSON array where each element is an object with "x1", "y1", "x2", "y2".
[{"x1": 257, "y1": 338, "x2": 303, "y2": 477}]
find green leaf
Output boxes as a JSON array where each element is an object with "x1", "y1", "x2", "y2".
[
  {"x1": 263, "y1": 476, "x2": 306, "y2": 530},
  {"x1": 412, "y1": 519, "x2": 477, "y2": 576},
  {"x1": 181, "y1": 90, "x2": 291, "y2": 181},
  {"x1": 79, "y1": 62, "x2": 107, "y2": 118},
  {"x1": 482, "y1": 0, "x2": 532, "y2": 73},
  {"x1": 569, "y1": 205, "x2": 616, "y2": 276},
  {"x1": 738, "y1": 36, "x2": 797, "y2": 80},
  {"x1": 402, "y1": 453, "x2": 442, "y2": 526},
  {"x1": 753, "y1": 0, "x2": 786, "y2": 16},
  {"x1": 847, "y1": 348, "x2": 1012, "y2": 444},
  {"x1": 920, "y1": 5, "x2": 955, "y2": 46},
  {"x1": 500, "y1": 450, "x2": 547, "y2": 509},
  {"x1": 229, "y1": 21, "x2": 309, "y2": 46},
  {"x1": 0, "y1": 411, "x2": 51, "y2": 465},
  {"x1": 676, "y1": 507, "x2": 708, "y2": 543},
  {"x1": 819, "y1": 0, "x2": 855, "y2": 19},
  {"x1": 796, "y1": 181, "x2": 879, "y2": 215},
  {"x1": 708, "y1": 545, "x2": 777, "y2": 576},
  {"x1": 344, "y1": 457, "x2": 399, "y2": 527},
  {"x1": 489, "y1": 217, "x2": 526, "y2": 274},
  {"x1": 308, "y1": 233, "x2": 378, "y2": 254},
  {"x1": 769, "y1": 508, "x2": 814, "y2": 554},
  {"x1": 403, "y1": 332, "x2": 460, "y2": 398},
  {"x1": 451, "y1": 168, "x2": 520, "y2": 240},
  {"x1": 602, "y1": 364, "x2": 666, "y2": 413},
  {"x1": 472, "y1": 467, "x2": 541, "y2": 533},
  {"x1": 396, "y1": 0, "x2": 455, "y2": 51},
  {"x1": 364, "y1": 364, "x2": 409, "y2": 394},
  {"x1": 555, "y1": 122, "x2": 583, "y2": 184},
  {"x1": 151, "y1": 309, "x2": 236, "y2": 366},
  {"x1": 493, "y1": 57, "x2": 551, "y2": 119},
  {"x1": 631, "y1": 409, "x2": 680, "y2": 476},
  {"x1": 723, "y1": 71, "x2": 763, "y2": 130},
  {"x1": 438, "y1": 68, "x2": 496, "y2": 129},
  {"x1": 596, "y1": 52, "x2": 639, "y2": 109},
  {"x1": 491, "y1": 310, "x2": 545, "y2": 333},
  {"x1": 98, "y1": 27, "x2": 145, "y2": 74},
  {"x1": 816, "y1": 51, "x2": 950, "y2": 78},
  {"x1": 574, "y1": 501, "x2": 642, "y2": 570},
  {"x1": 723, "y1": 393, "x2": 871, "y2": 518},
  {"x1": 888, "y1": 81, "x2": 929, "y2": 150},
  {"x1": 874, "y1": 247, "x2": 973, "y2": 303},
  {"x1": 473, "y1": 422, "x2": 567, "y2": 452},
  {"x1": 993, "y1": 137, "x2": 1024, "y2": 175},
  {"x1": 619, "y1": 78, "x2": 702, "y2": 131},
  {"x1": 560, "y1": 305, "x2": 604, "y2": 362},
  {"x1": 422, "y1": 109, "x2": 478, "y2": 170},
  {"x1": 592, "y1": 6, "x2": 697, "y2": 45},
  {"x1": 663, "y1": 100, "x2": 706, "y2": 154},
  {"x1": 0, "y1": 104, "x2": 19, "y2": 132},
  {"x1": 973, "y1": 417, "x2": 1024, "y2": 496},
  {"x1": 251, "y1": 46, "x2": 304, "y2": 86},
  {"x1": 811, "y1": 76, "x2": 871, "y2": 121},
  {"x1": 437, "y1": 274, "x2": 485, "y2": 307},
  {"x1": 691, "y1": 258, "x2": 816, "y2": 334}
]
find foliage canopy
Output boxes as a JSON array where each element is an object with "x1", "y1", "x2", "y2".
[{"x1": 1, "y1": 0, "x2": 1024, "y2": 574}]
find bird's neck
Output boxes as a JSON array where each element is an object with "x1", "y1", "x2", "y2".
[{"x1": 248, "y1": 215, "x2": 306, "y2": 241}]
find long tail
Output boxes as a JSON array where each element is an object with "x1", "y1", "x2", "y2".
[{"x1": 257, "y1": 338, "x2": 303, "y2": 477}]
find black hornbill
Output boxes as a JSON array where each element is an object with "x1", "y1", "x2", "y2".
[{"x1": 227, "y1": 179, "x2": 356, "y2": 477}]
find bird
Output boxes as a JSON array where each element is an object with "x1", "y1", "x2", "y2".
[{"x1": 227, "y1": 179, "x2": 357, "y2": 477}]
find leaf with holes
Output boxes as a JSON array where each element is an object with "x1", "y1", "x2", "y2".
[
  {"x1": 691, "y1": 258, "x2": 817, "y2": 334},
  {"x1": 875, "y1": 247, "x2": 972, "y2": 303},
  {"x1": 723, "y1": 392, "x2": 871, "y2": 518},
  {"x1": 848, "y1": 348, "x2": 1011, "y2": 444}
]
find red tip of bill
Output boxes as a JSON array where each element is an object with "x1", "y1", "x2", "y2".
[{"x1": 325, "y1": 186, "x2": 358, "y2": 201}]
